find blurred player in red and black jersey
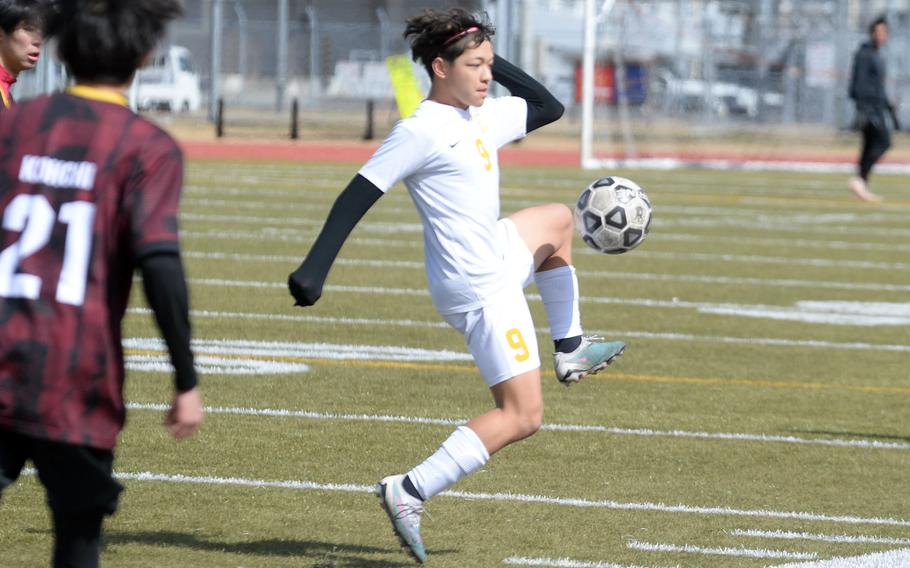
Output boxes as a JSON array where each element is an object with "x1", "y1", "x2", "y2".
[
  {"x1": 0, "y1": 0, "x2": 43, "y2": 109},
  {"x1": 0, "y1": 1, "x2": 202, "y2": 566}
]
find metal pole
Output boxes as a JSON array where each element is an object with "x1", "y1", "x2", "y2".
[
  {"x1": 209, "y1": 0, "x2": 223, "y2": 122},
  {"x1": 276, "y1": 0, "x2": 289, "y2": 112},
  {"x1": 215, "y1": 98, "x2": 224, "y2": 138},
  {"x1": 305, "y1": 5, "x2": 321, "y2": 105},
  {"x1": 233, "y1": 0, "x2": 248, "y2": 79},
  {"x1": 756, "y1": 0, "x2": 773, "y2": 122},
  {"x1": 42, "y1": 47, "x2": 55, "y2": 94},
  {"x1": 581, "y1": 0, "x2": 596, "y2": 167},
  {"x1": 290, "y1": 98, "x2": 299, "y2": 139},
  {"x1": 519, "y1": 0, "x2": 533, "y2": 74},
  {"x1": 377, "y1": 7, "x2": 391, "y2": 60},
  {"x1": 364, "y1": 99, "x2": 375, "y2": 141},
  {"x1": 833, "y1": 0, "x2": 850, "y2": 128},
  {"x1": 495, "y1": 0, "x2": 511, "y2": 97}
]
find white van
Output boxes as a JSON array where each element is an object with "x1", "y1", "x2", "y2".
[{"x1": 134, "y1": 46, "x2": 202, "y2": 113}]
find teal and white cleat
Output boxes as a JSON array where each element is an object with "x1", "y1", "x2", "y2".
[
  {"x1": 377, "y1": 474, "x2": 427, "y2": 564},
  {"x1": 553, "y1": 336, "x2": 625, "y2": 385}
]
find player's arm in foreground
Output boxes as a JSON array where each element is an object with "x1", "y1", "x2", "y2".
[
  {"x1": 288, "y1": 174, "x2": 382, "y2": 307},
  {"x1": 141, "y1": 252, "x2": 203, "y2": 439},
  {"x1": 492, "y1": 55, "x2": 564, "y2": 133}
]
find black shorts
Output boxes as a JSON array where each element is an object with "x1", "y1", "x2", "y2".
[{"x1": 0, "y1": 429, "x2": 122, "y2": 515}]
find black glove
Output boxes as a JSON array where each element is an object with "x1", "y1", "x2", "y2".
[{"x1": 288, "y1": 266, "x2": 324, "y2": 307}]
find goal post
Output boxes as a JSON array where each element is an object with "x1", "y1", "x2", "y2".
[{"x1": 580, "y1": 0, "x2": 624, "y2": 170}]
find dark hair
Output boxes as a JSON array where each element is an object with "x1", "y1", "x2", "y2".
[
  {"x1": 42, "y1": 0, "x2": 182, "y2": 84},
  {"x1": 403, "y1": 8, "x2": 494, "y2": 78},
  {"x1": 869, "y1": 15, "x2": 887, "y2": 35},
  {"x1": 0, "y1": 0, "x2": 42, "y2": 34}
]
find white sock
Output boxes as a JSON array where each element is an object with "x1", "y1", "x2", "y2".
[
  {"x1": 407, "y1": 426, "x2": 489, "y2": 500},
  {"x1": 535, "y1": 265, "x2": 583, "y2": 340}
]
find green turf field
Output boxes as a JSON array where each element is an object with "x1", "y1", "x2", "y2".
[{"x1": 2, "y1": 161, "x2": 909, "y2": 567}]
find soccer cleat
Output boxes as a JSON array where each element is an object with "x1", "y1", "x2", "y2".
[
  {"x1": 553, "y1": 336, "x2": 625, "y2": 385},
  {"x1": 376, "y1": 474, "x2": 427, "y2": 563},
  {"x1": 848, "y1": 176, "x2": 883, "y2": 203}
]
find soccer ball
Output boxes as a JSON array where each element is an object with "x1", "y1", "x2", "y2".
[{"x1": 574, "y1": 176, "x2": 652, "y2": 254}]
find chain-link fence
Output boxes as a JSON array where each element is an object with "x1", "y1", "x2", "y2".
[{"x1": 14, "y1": 0, "x2": 910, "y2": 150}]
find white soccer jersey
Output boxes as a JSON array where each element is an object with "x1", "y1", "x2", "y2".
[{"x1": 359, "y1": 96, "x2": 528, "y2": 315}]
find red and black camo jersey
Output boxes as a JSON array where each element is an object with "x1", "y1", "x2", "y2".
[{"x1": 0, "y1": 88, "x2": 184, "y2": 449}]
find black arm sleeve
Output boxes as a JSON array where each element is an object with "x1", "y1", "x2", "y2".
[
  {"x1": 288, "y1": 174, "x2": 383, "y2": 307},
  {"x1": 492, "y1": 55, "x2": 564, "y2": 133},
  {"x1": 140, "y1": 252, "x2": 197, "y2": 392}
]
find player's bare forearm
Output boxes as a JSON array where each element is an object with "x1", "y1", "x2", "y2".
[
  {"x1": 289, "y1": 174, "x2": 383, "y2": 307},
  {"x1": 165, "y1": 387, "x2": 203, "y2": 440}
]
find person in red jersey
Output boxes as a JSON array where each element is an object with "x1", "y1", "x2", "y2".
[
  {"x1": 0, "y1": 1, "x2": 202, "y2": 567},
  {"x1": 0, "y1": 0, "x2": 43, "y2": 109}
]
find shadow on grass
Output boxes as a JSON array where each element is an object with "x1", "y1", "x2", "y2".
[
  {"x1": 792, "y1": 429, "x2": 910, "y2": 443},
  {"x1": 102, "y1": 530, "x2": 456, "y2": 566}
]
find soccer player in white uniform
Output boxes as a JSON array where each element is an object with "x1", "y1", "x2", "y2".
[{"x1": 288, "y1": 8, "x2": 625, "y2": 564}]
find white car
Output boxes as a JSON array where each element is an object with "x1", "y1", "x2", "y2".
[{"x1": 135, "y1": 46, "x2": 202, "y2": 113}]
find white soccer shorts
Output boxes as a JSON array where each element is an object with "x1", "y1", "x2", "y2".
[{"x1": 443, "y1": 218, "x2": 539, "y2": 387}]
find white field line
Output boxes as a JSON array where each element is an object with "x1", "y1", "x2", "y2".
[
  {"x1": 602, "y1": 232, "x2": 908, "y2": 254},
  {"x1": 626, "y1": 539, "x2": 816, "y2": 560},
  {"x1": 127, "y1": 354, "x2": 310, "y2": 375},
  {"x1": 182, "y1": 212, "x2": 424, "y2": 233},
  {"x1": 500, "y1": 170, "x2": 901, "y2": 191},
  {"x1": 164, "y1": 253, "x2": 910, "y2": 324},
  {"x1": 656, "y1": 217, "x2": 910, "y2": 238},
  {"x1": 576, "y1": 271, "x2": 910, "y2": 294},
  {"x1": 183, "y1": 169, "x2": 901, "y2": 201},
  {"x1": 184, "y1": 188, "x2": 908, "y2": 225},
  {"x1": 176, "y1": 276, "x2": 910, "y2": 340},
  {"x1": 180, "y1": 210, "x2": 910, "y2": 239},
  {"x1": 771, "y1": 548, "x2": 910, "y2": 568},
  {"x1": 648, "y1": 207, "x2": 905, "y2": 225},
  {"x1": 180, "y1": 225, "x2": 910, "y2": 254},
  {"x1": 123, "y1": 337, "x2": 473, "y2": 362},
  {"x1": 729, "y1": 529, "x2": 910, "y2": 546},
  {"x1": 181, "y1": 171, "x2": 909, "y2": 208},
  {"x1": 183, "y1": 171, "x2": 910, "y2": 219},
  {"x1": 182, "y1": 229, "x2": 422, "y2": 248},
  {"x1": 185, "y1": 251, "x2": 425, "y2": 269},
  {"x1": 127, "y1": 305, "x2": 910, "y2": 354},
  {"x1": 189, "y1": 271, "x2": 910, "y2": 300},
  {"x1": 180, "y1": 198, "x2": 910, "y2": 231},
  {"x1": 172, "y1": 269, "x2": 910, "y2": 324},
  {"x1": 181, "y1": 165, "x2": 857, "y2": 189},
  {"x1": 130, "y1": 307, "x2": 451, "y2": 329},
  {"x1": 20, "y1": 469, "x2": 910, "y2": 528},
  {"x1": 502, "y1": 556, "x2": 669, "y2": 568},
  {"x1": 125, "y1": 402, "x2": 910, "y2": 452},
  {"x1": 183, "y1": 249, "x2": 910, "y2": 272}
]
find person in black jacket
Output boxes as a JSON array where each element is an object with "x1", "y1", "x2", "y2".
[{"x1": 848, "y1": 16, "x2": 895, "y2": 203}]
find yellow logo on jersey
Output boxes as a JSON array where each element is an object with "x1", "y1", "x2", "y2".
[{"x1": 476, "y1": 139, "x2": 492, "y2": 171}]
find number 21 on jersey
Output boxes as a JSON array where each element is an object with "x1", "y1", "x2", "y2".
[{"x1": 0, "y1": 194, "x2": 95, "y2": 306}]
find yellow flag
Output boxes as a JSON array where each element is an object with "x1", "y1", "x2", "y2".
[{"x1": 386, "y1": 54, "x2": 424, "y2": 119}]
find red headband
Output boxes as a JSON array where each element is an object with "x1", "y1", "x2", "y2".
[{"x1": 442, "y1": 26, "x2": 479, "y2": 47}]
